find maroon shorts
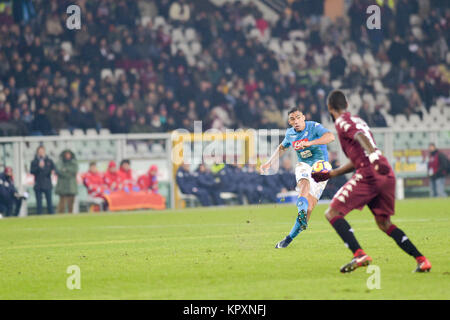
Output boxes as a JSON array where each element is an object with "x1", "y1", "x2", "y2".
[{"x1": 330, "y1": 169, "x2": 396, "y2": 217}]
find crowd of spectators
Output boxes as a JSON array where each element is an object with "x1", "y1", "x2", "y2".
[{"x1": 0, "y1": 0, "x2": 448, "y2": 137}]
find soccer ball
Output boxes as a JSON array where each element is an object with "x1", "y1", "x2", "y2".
[{"x1": 312, "y1": 160, "x2": 332, "y2": 173}]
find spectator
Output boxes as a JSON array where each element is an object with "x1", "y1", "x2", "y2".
[
  {"x1": 372, "y1": 105, "x2": 388, "y2": 128},
  {"x1": 138, "y1": 164, "x2": 159, "y2": 193},
  {"x1": 118, "y1": 159, "x2": 135, "y2": 191},
  {"x1": 103, "y1": 161, "x2": 122, "y2": 192},
  {"x1": 83, "y1": 162, "x2": 107, "y2": 198},
  {"x1": 196, "y1": 163, "x2": 223, "y2": 206},
  {"x1": 328, "y1": 48, "x2": 347, "y2": 80},
  {"x1": 0, "y1": 167, "x2": 25, "y2": 217},
  {"x1": 358, "y1": 102, "x2": 373, "y2": 127},
  {"x1": 30, "y1": 146, "x2": 55, "y2": 214},
  {"x1": 428, "y1": 143, "x2": 448, "y2": 198},
  {"x1": 55, "y1": 150, "x2": 78, "y2": 213},
  {"x1": 389, "y1": 85, "x2": 409, "y2": 116},
  {"x1": 176, "y1": 163, "x2": 212, "y2": 206}
]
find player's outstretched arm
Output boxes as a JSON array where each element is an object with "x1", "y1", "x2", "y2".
[
  {"x1": 260, "y1": 144, "x2": 287, "y2": 174},
  {"x1": 354, "y1": 132, "x2": 389, "y2": 175},
  {"x1": 299, "y1": 132, "x2": 335, "y2": 149}
]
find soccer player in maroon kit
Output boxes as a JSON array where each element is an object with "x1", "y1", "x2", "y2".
[{"x1": 312, "y1": 90, "x2": 432, "y2": 273}]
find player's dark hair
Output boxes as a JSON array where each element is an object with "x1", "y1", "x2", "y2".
[
  {"x1": 288, "y1": 107, "x2": 303, "y2": 116},
  {"x1": 327, "y1": 90, "x2": 348, "y2": 110},
  {"x1": 89, "y1": 161, "x2": 97, "y2": 167},
  {"x1": 120, "y1": 159, "x2": 130, "y2": 166}
]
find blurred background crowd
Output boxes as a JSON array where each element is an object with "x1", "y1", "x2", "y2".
[{"x1": 0, "y1": 0, "x2": 448, "y2": 137}]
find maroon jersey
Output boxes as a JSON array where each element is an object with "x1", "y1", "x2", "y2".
[
  {"x1": 331, "y1": 112, "x2": 395, "y2": 217},
  {"x1": 335, "y1": 112, "x2": 390, "y2": 171}
]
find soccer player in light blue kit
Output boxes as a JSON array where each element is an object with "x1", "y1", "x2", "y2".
[{"x1": 261, "y1": 107, "x2": 335, "y2": 248}]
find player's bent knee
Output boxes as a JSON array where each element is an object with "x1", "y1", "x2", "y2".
[
  {"x1": 325, "y1": 207, "x2": 340, "y2": 221},
  {"x1": 375, "y1": 216, "x2": 391, "y2": 233}
]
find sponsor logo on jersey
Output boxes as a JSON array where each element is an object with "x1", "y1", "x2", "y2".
[{"x1": 293, "y1": 138, "x2": 308, "y2": 150}]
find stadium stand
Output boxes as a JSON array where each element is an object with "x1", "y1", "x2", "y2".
[{"x1": 0, "y1": 0, "x2": 448, "y2": 139}]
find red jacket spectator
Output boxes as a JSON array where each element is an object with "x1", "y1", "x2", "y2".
[
  {"x1": 103, "y1": 161, "x2": 122, "y2": 191},
  {"x1": 118, "y1": 159, "x2": 135, "y2": 190},
  {"x1": 137, "y1": 165, "x2": 159, "y2": 193},
  {"x1": 83, "y1": 162, "x2": 107, "y2": 197}
]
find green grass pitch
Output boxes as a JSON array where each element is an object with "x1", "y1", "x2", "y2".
[{"x1": 0, "y1": 198, "x2": 449, "y2": 300}]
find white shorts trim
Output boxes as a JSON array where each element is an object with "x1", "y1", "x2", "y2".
[{"x1": 295, "y1": 162, "x2": 328, "y2": 200}]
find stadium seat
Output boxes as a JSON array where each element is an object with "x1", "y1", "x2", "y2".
[
  {"x1": 350, "y1": 53, "x2": 363, "y2": 67},
  {"x1": 101, "y1": 69, "x2": 114, "y2": 80},
  {"x1": 410, "y1": 15, "x2": 421, "y2": 26},
  {"x1": 151, "y1": 143, "x2": 164, "y2": 154},
  {"x1": 219, "y1": 192, "x2": 241, "y2": 205},
  {"x1": 114, "y1": 69, "x2": 125, "y2": 80},
  {"x1": 186, "y1": 55, "x2": 196, "y2": 67},
  {"x1": 190, "y1": 41, "x2": 202, "y2": 56},
  {"x1": 429, "y1": 106, "x2": 441, "y2": 117},
  {"x1": 380, "y1": 62, "x2": 391, "y2": 77},
  {"x1": 412, "y1": 27, "x2": 423, "y2": 40},
  {"x1": 171, "y1": 28, "x2": 184, "y2": 43},
  {"x1": 177, "y1": 42, "x2": 191, "y2": 56},
  {"x1": 73, "y1": 129, "x2": 85, "y2": 137},
  {"x1": 281, "y1": 41, "x2": 294, "y2": 55},
  {"x1": 153, "y1": 16, "x2": 166, "y2": 28},
  {"x1": 349, "y1": 93, "x2": 362, "y2": 109},
  {"x1": 61, "y1": 41, "x2": 73, "y2": 56},
  {"x1": 408, "y1": 114, "x2": 421, "y2": 125},
  {"x1": 59, "y1": 129, "x2": 71, "y2": 136},
  {"x1": 185, "y1": 28, "x2": 196, "y2": 42},
  {"x1": 86, "y1": 129, "x2": 98, "y2": 136},
  {"x1": 248, "y1": 28, "x2": 261, "y2": 40},
  {"x1": 141, "y1": 16, "x2": 152, "y2": 27},
  {"x1": 362, "y1": 93, "x2": 376, "y2": 108},
  {"x1": 293, "y1": 41, "x2": 307, "y2": 55},
  {"x1": 136, "y1": 143, "x2": 150, "y2": 155},
  {"x1": 331, "y1": 80, "x2": 342, "y2": 89},
  {"x1": 268, "y1": 39, "x2": 281, "y2": 54},
  {"x1": 99, "y1": 128, "x2": 111, "y2": 135},
  {"x1": 177, "y1": 188, "x2": 198, "y2": 207},
  {"x1": 363, "y1": 52, "x2": 375, "y2": 66},
  {"x1": 288, "y1": 30, "x2": 305, "y2": 40},
  {"x1": 394, "y1": 114, "x2": 408, "y2": 128}
]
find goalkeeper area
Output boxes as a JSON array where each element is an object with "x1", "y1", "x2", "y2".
[{"x1": 1, "y1": 198, "x2": 448, "y2": 300}]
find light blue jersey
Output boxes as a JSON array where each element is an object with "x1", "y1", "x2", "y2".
[{"x1": 281, "y1": 121, "x2": 330, "y2": 167}]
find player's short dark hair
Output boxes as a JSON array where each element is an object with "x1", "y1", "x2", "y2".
[
  {"x1": 327, "y1": 90, "x2": 348, "y2": 110},
  {"x1": 120, "y1": 159, "x2": 130, "y2": 166},
  {"x1": 89, "y1": 161, "x2": 97, "y2": 167},
  {"x1": 288, "y1": 107, "x2": 304, "y2": 116}
]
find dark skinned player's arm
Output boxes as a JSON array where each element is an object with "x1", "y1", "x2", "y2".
[
  {"x1": 329, "y1": 132, "x2": 377, "y2": 179},
  {"x1": 329, "y1": 161, "x2": 355, "y2": 178},
  {"x1": 354, "y1": 131, "x2": 389, "y2": 174},
  {"x1": 354, "y1": 132, "x2": 376, "y2": 154}
]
